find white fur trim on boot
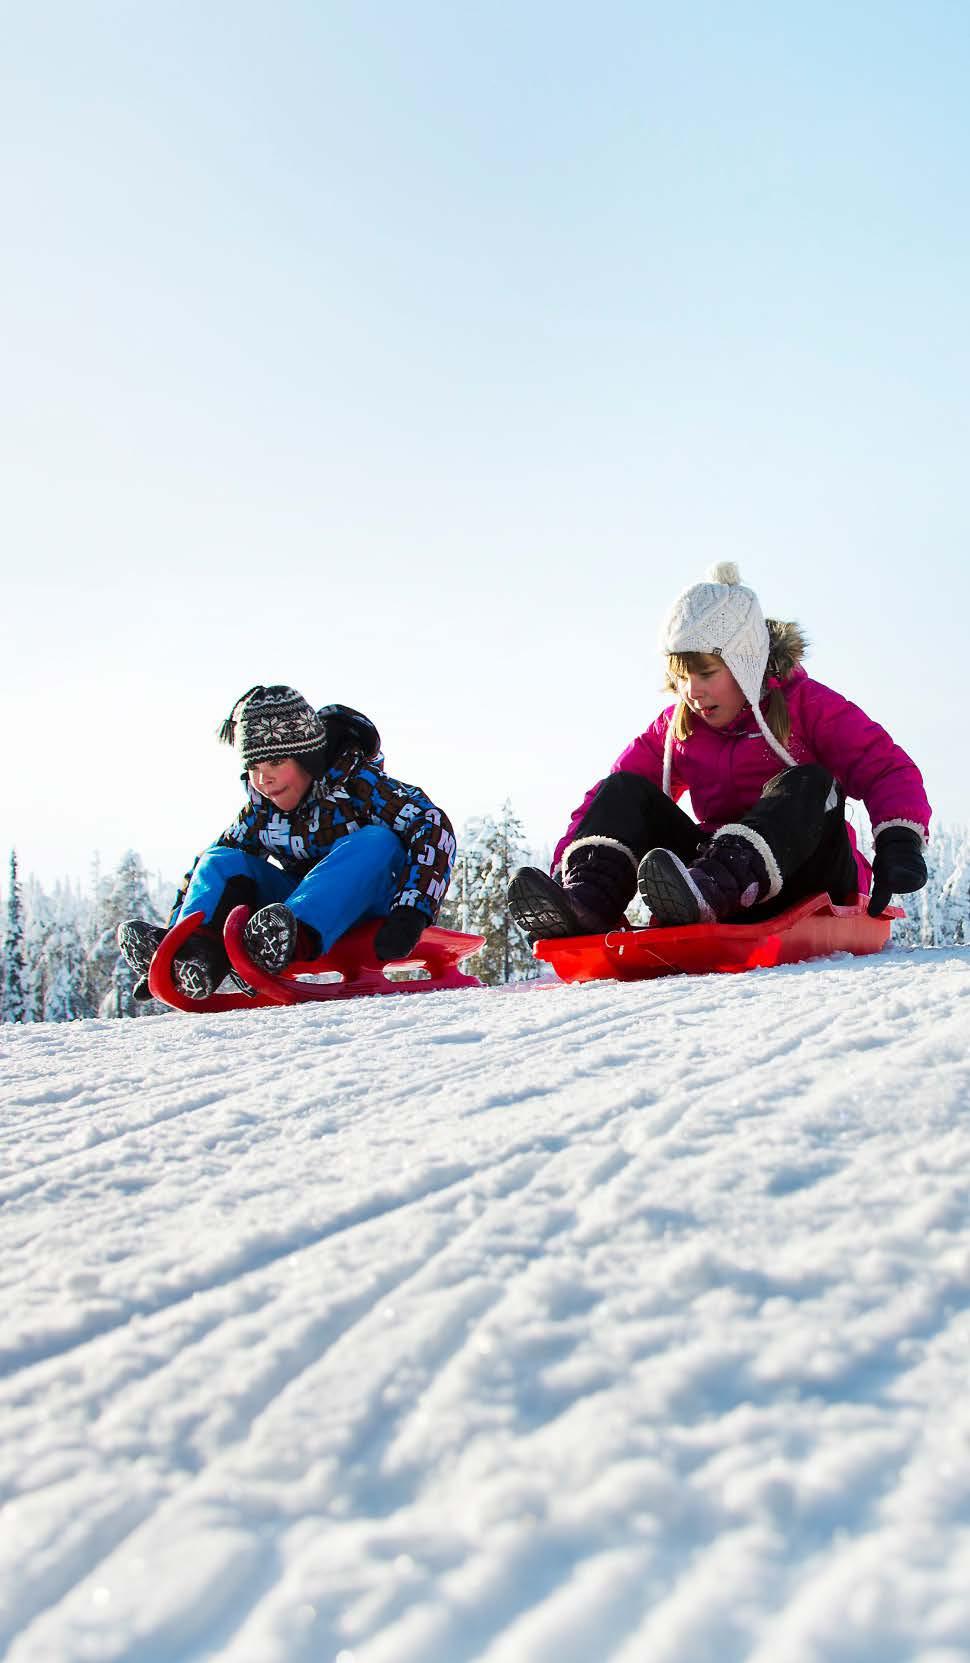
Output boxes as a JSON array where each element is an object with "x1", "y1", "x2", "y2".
[
  {"x1": 562, "y1": 835, "x2": 639, "y2": 874},
  {"x1": 712, "y1": 823, "x2": 784, "y2": 901}
]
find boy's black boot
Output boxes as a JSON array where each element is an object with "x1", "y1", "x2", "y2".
[
  {"x1": 171, "y1": 930, "x2": 230, "y2": 1001},
  {"x1": 508, "y1": 841, "x2": 635, "y2": 942},
  {"x1": 117, "y1": 916, "x2": 235, "y2": 1001},
  {"x1": 117, "y1": 920, "x2": 166, "y2": 977},
  {"x1": 242, "y1": 904, "x2": 322, "y2": 974},
  {"x1": 638, "y1": 832, "x2": 774, "y2": 926}
]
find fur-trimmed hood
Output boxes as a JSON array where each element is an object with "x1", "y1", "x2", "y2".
[{"x1": 765, "y1": 619, "x2": 809, "y2": 683}]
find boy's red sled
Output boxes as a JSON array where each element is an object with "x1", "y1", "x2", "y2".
[
  {"x1": 533, "y1": 893, "x2": 904, "y2": 984},
  {"x1": 147, "y1": 908, "x2": 485, "y2": 1013}
]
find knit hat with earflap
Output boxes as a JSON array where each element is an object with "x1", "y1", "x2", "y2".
[
  {"x1": 659, "y1": 562, "x2": 797, "y2": 796},
  {"x1": 219, "y1": 685, "x2": 330, "y2": 778}
]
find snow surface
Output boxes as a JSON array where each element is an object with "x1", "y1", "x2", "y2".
[{"x1": 2, "y1": 946, "x2": 970, "y2": 1663}]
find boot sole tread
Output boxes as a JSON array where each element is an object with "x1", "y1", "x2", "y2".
[
  {"x1": 508, "y1": 870, "x2": 582, "y2": 941},
  {"x1": 638, "y1": 851, "x2": 701, "y2": 926}
]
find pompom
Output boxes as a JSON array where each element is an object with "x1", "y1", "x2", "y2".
[{"x1": 707, "y1": 561, "x2": 742, "y2": 586}]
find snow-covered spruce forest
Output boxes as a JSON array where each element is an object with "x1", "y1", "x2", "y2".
[{"x1": 3, "y1": 808, "x2": 970, "y2": 1022}]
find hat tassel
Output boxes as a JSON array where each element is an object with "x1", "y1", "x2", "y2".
[{"x1": 218, "y1": 685, "x2": 264, "y2": 746}]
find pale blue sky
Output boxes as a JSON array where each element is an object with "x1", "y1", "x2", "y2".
[{"x1": 3, "y1": 1, "x2": 969, "y2": 887}]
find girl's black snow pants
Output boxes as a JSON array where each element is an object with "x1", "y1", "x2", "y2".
[{"x1": 569, "y1": 765, "x2": 860, "y2": 921}]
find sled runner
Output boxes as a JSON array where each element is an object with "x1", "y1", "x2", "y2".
[
  {"x1": 533, "y1": 893, "x2": 904, "y2": 984},
  {"x1": 147, "y1": 908, "x2": 484, "y2": 1012}
]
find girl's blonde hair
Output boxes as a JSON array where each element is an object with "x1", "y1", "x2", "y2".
[{"x1": 665, "y1": 649, "x2": 793, "y2": 747}]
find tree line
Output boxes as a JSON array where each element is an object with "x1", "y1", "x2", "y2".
[
  {"x1": 3, "y1": 807, "x2": 969, "y2": 1023},
  {"x1": 1, "y1": 849, "x2": 171, "y2": 1022}
]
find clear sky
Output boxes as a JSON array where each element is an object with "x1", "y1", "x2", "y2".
[{"x1": 4, "y1": 0, "x2": 969, "y2": 889}]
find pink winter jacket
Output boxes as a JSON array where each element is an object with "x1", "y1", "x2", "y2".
[{"x1": 554, "y1": 667, "x2": 932, "y2": 894}]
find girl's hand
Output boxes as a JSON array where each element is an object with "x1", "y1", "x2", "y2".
[{"x1": 868, "y1": 827, "x2": 927, "y2": 917}]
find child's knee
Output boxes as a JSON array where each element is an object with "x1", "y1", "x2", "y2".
[
  {"x1": 352, "y1": 824, "x2": 405, "y2": 862},
  {"x1": 195, "y1": 846, "x2": 256, "y2": 881},
  {"x1": 762, "y1": 764, "x2": 834, "y2": 802},
  {"x1": 319, "y1": 825, "x2": 404, "y2": 881},
  {"x1": 594, "y1": 772, "x2": 666, "y2": 810}
]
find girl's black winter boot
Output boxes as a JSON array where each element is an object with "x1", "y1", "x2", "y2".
[
  {"x1": 508, "y1": 842, "x2": 635, "y2": 943},
  {"x1": 508, "y1": 868, "x2": 596, "y2": 942},
  {"x1": 639, "y1": 834, "x2": 773, "y2": 925}
]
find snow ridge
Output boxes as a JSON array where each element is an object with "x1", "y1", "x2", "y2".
[{"x1": 2, "y1": 948, "x2": 970, "y2": 1662}]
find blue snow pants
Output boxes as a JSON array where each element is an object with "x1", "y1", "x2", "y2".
[{"x1": 174, "y1": 826, "x2": 406, "y2": 952}]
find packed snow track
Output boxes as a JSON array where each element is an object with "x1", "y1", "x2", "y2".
[{"x1": 2, "y1": 946, "x2": 970, "y2": 1662}]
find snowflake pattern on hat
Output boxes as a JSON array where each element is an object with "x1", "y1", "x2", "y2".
[{"x1": 232, "y1": 687, "x2": 330, "y2": 769}]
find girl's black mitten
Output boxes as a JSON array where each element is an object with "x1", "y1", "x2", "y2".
[
  {"x1": 867, "y1": 827, "x2": 927, "y2": 917},
  {"x1": 373, "y1": 906, "x2": 426, "y2": 963}
]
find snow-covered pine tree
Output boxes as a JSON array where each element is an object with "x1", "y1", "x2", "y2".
[
  {"x1": 440, "y1": 802, "x2": 540, "y2": 985},
  {"x1": 41, "y1": 893, "x2": 93, "y2": 1022},
  {"x1": 909, "y1": 821, "x2": 961, "y2": 947},
  {"x1": 2, "y1": 851, "x2": 28, "y2": 1022},
  {"x1": 23, "y1": 880, "x2": 52, "y2": 1022},
  {"x1": 42, "y1": 923, "x2": 81, "y2": 1019},
  {"x1": 938, "y1": 826, "x2": 970, "y2": 945},
  {"x1": 88, "y1": 850, "x2": 163, "y2": 1018}
]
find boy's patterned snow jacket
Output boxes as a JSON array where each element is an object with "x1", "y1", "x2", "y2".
[
  {"x1": 554, "y1": 625, "x2": 931, "y2": 893},
  {"x1": 171, "y1": 745, "x2": 456, "y2": 927}
]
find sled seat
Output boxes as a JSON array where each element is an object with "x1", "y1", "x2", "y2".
[
  {"x1": 147, "y1": 909, "x2": 484, "y2": 1013},
  {"x1": 533, "y1": 893, "x2": 904, "y2": 985}
]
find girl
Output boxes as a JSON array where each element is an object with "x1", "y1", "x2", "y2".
[
  {"x1": 509, "y1": 565, "x2": 930, "y2": 939},
  {"x1": 118, "y1": 686, "x2": 456, "y2": 999}
]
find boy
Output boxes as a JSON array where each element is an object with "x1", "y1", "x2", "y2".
[{"x1": 118, "y1": 686, "x2": 455, "y2": 999}]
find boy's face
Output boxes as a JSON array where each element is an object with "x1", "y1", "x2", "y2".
[
  {"x1": 676, "y1": 654, "x2": 747, "y2": 728},
  {"x1": 249, "y1": 756, "x2": 313, "y2": 812}
]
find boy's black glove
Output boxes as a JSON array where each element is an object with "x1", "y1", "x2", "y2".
[
  {"x1": 373, "y1": 906, "x2": 426, "y2": 963},
  {"x1": 867, "y1": 826, "x2": 927, "y2": 917}
]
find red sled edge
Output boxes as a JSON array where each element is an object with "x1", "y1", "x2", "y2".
[
  {"x1": 146, "y1": 911, "x2": 271, "y2": 1012},
  {"x1": 223, "y1": 906, "x2": 485, "y2": 1005},
  {"x1": 533, "y1": 893, "x2": 906, "y2": 984}
]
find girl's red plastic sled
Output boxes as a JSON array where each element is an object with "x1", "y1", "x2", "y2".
[
  {"x1": 147, "y1": 908, "x2": 485, "y2": 1013},
  {"x1": 533, "y1": 893, "x2": 903, "y2": 984}
]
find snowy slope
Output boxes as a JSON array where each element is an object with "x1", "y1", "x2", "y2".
[{"x1": 2, "y1": 947, "x2": 970, "y2": 1663}]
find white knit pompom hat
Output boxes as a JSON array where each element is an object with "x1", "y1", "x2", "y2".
[{"x1": 659, "y1": 562, "x2": 797, "y2": 795}]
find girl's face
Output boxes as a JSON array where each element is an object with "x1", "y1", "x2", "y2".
[
  {"x1": 249, "y1": 756, "x2": 313, "y2": 811},
  {"x1": 675, "y1": 655, "x2": 748, "y2": 728}
]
